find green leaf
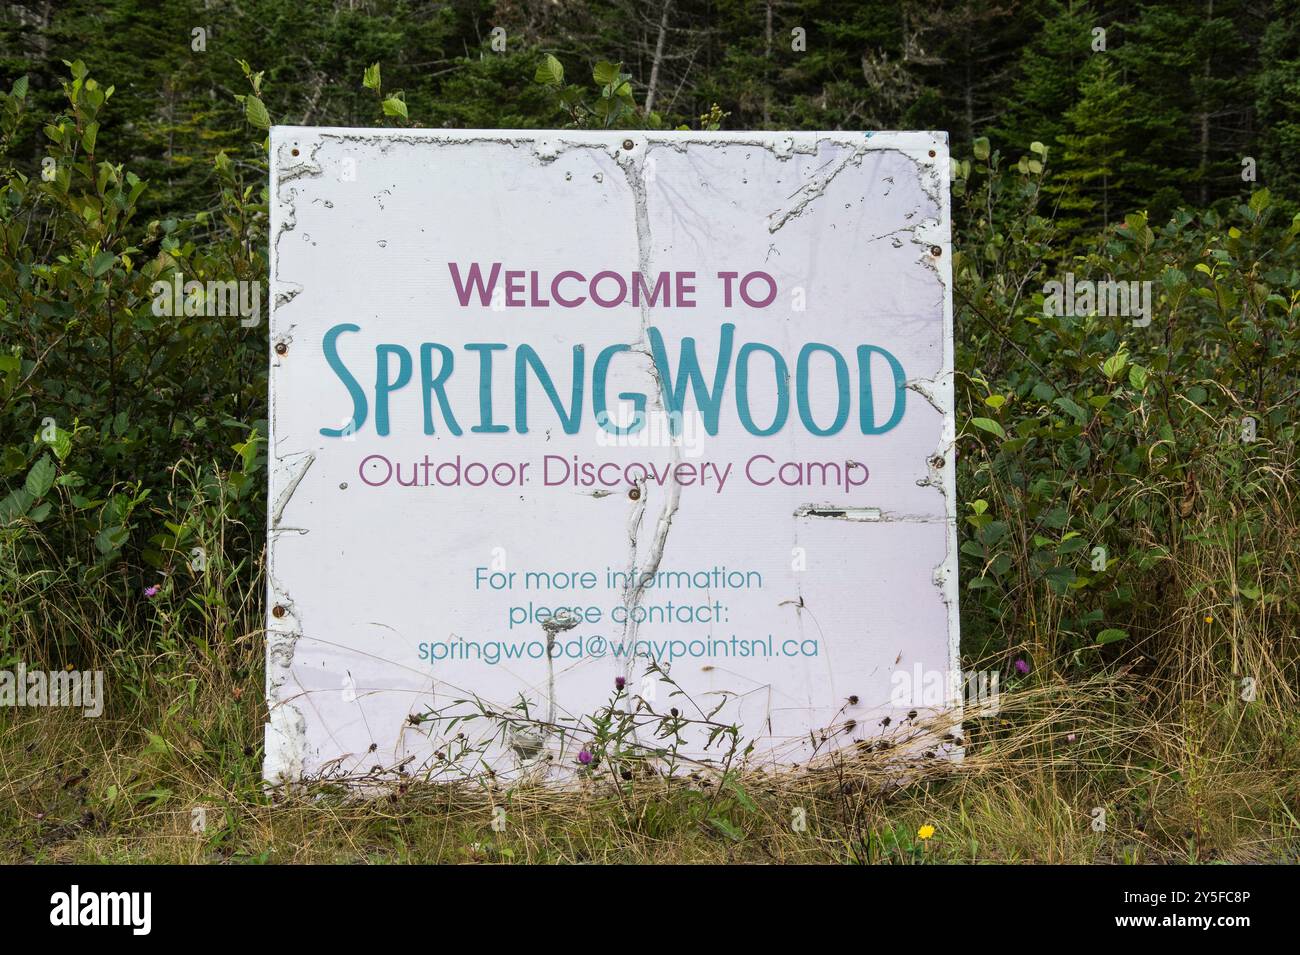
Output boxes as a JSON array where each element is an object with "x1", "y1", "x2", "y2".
[
  {"x1": 1096, "y1": 628, "x2": 1128, "y2": 645},
  {"x1": 1053, "y1": 396, "x2": 1089, "y2": 424},
  {"x1": 1044, "y1": 565, "x2": 1078, "y2": 594},
  {"x1": 95, "y1": 524, "x2": 128, "y2": 555},
  {"x1": 727, "y1": 778, "x2": 757, "y2": 813},
  {"x1": 972, "y1": 136, "x2": 990, "y2": 161},
  {"x1": 593, "y1": 61, "x2": 620, "y2": 86},
  {"x1": 534, "y1": 54, "x2": 564, "y2": 86},
  {"x1": 25, "y1": 455, "x2": 55, "y2": 499},
  {"x1": 1101, "y1": 351, "x2": 1127, "y2": 381},
  {"x1": 362, "y1": 63, "x2": 381, "y2": 92},
  {"x1": 0, "y1": 488, "x2": 32, "y2": 523},
  {"x1": 709, "y1": 816, "x2": 743, "y2": 841},
  {"x1": 970, "y1": 417, "x2": 1006, "y2": 439},
  {"x1": 245, "y1": 96, "x2": 270, "y2": 129},
  {"x1": 1056, "y1": 536, "x2": 1087, "y2": 555},
  {"x1": 1161, "y1": 266, "x2": 1188, "y2": 291},
  {"x1": 382, "y1": 95, "x2": 408, "y2": 120},
  {"x1": 91, "y1": 250, "x2": 115, "y2": 276}
]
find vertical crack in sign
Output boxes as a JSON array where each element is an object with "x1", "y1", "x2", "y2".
[{"x1": 613, "y1": 142, "x2": 683, "y2": 719}]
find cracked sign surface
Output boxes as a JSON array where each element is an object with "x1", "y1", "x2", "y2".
[{"x1": 266, "y1": 129, "x2": 958, "y2": 783}]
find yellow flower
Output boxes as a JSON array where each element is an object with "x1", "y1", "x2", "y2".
[
  {"x1": 917, "y1": 824, "x2": 936, "y2": 841},
  {"x1": 1204, "y1": 615, "x2": 1214, "y2": 624}
]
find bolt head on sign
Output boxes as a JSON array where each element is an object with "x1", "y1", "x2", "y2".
[{"x1": 265, "y1": 129, "x2": 958, "y2": 784}]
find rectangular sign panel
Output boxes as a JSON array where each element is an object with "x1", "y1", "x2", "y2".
[{"x1": 266, "y1": 129, "x2": 958, "y2": 783}]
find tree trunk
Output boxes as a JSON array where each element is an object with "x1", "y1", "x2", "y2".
[
  {"x1": 764, "y1": 0, "x2": 773, "y2": 126},
  {"x1": 1199, "y1": 0, "x2": 1214, "y2": 205},
  {"x1": 645, "y1": 0, "x2": 674, "y2": 115}
]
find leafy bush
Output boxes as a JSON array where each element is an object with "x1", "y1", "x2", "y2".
[
  {"x1": 0, "y1": 59, "x2": 1297, "y2": 720},
  {"x1": 954, "y1": 143, "x2": 1300, "y2": 688},
  {"x1": 0, "y1": 63, "x2": 265, "y2": 598}
]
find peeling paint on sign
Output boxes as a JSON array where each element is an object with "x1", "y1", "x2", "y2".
[{"x1": 265, "y1": 129, "x2": 959, "y2": 785}]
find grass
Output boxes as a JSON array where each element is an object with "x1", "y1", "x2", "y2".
[
  {"x1": 1, "y1": 461, "x2": 1298, "y2": 864},
  {"x1": 2, "y1": 651, "x2": 1296, "y2": 864}
]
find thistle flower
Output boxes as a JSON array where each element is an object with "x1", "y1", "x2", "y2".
[
  {"x1": 577, "y1": 748, "x2": 592, "y2": 766},
  {"x1": 144, "y1": 584, "x2": 161, "y2": 598}
]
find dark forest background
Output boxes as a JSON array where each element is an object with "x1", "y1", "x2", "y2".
[
  {"x1": 0, "y1": 0, "x2": 1298, "y2": 863},
  {"x1": 4, "y1": 0, "x2": 1299, "y2": 222}
]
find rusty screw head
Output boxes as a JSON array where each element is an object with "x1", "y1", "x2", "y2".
[
  {"x1": 930, "y1": 246, "x2": 942, "y2": 257},
  {"x1": 274, "y1": 342, "x2": 288, "y2": 355},
  {"x1": 929, "y1": 455, "x2": 945, "y2": 469},
  {"x1": 272, "y1": 604, "x2": 287, "y2": 618},
  {"x1": 928, "y1": 149, "x2": 936, "y2": 158},
  {"x1": 628, "y1": 487, "x2": 641, "y2": 501},
  {"x1": 622, "y1": 139, "x2": 634, "y2": 150}
]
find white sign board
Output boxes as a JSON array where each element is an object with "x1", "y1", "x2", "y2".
[{"x1": 266, "y1": 128, "x2": 958, "y2": 784}]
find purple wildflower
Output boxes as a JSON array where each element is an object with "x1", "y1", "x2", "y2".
[
  {"x1": 1014, "y1": 658, "x2": 1030, "y2": 675},
  {"x1": 144, "y1": 584, "x2": 161, "y2": 598},
  {"x1": 615, "y1": 676, "x2": 626, "y2": 691},
  {"x1": 577, "y1": 748, "x2": 592, "y2": 766}
]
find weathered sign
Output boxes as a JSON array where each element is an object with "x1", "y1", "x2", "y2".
[{"x1": 266, "y1": 129, "x2": 958, "y2": 783}]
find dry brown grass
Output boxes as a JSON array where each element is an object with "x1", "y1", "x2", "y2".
[
  {"x1": 2, "y1": 653, "x2": 1295, "y2": 863},
  {"x1": 2, "y1": 448, "x2": 1297, "y2": 863}
]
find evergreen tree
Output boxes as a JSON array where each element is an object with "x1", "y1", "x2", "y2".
[
  {"x1": 905, "y1": 0, "x2": 1027, "y2": 146},
  {"x1": 1051, "y1": 56, "x2": 1137, "y2": 233},
  {"x1": 0, "y1": 0, "x2": 1290, "y2": 216},
  {"x1": 993, "y1": 0, "x2": 1097, "y2": 152},
  {"x1": 1255, "y1": 0, "x2": 1300, "y2": 206},
  {"x1": 1117, "y1": 0, "x2": 1255, "y2": 209}
]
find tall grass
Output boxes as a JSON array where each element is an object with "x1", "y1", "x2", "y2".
[{"x1": 1, "y1": 461, "x2": 1296, "y2": 864}]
